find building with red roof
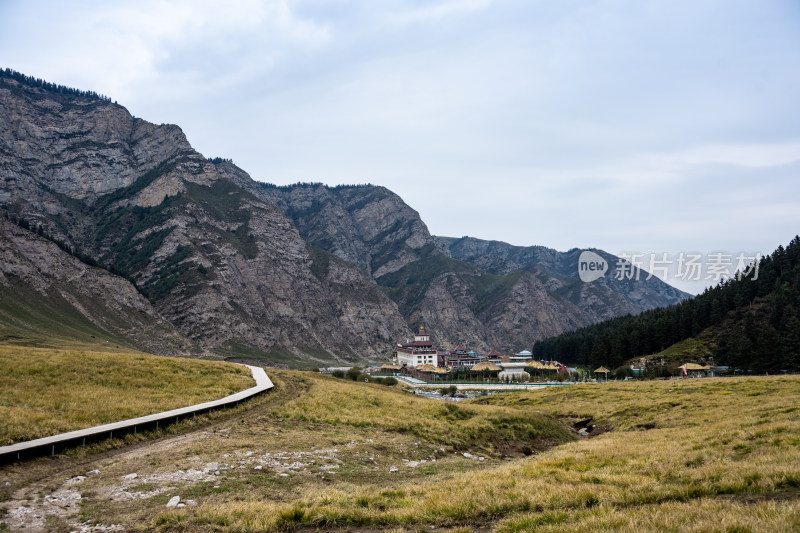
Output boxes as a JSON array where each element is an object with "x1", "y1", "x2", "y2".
[
  {"x1": 392, "y1": 326, "x2": 438, "y2": 369},
  {"x1": 484, "y1": 350, "x2": 503, "y2": 364}
]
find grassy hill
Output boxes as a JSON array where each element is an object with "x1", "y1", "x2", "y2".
[
  {"x1": 0, "y1": 345, "x2": 253, "y2": 445},
  {"x1": 0, "y1": 282, "x2": 138, "y2": 352}
]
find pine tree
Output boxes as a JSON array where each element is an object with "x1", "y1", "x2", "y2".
[
  {"x1": 781, "y1": 314, "x2": 800, "y2": 371},
  {"x1": 727, "y1": 324, "x2": 754, "y2": 372},
  {"x1": 754, "y1": 325, "x2": 780, "y2": 373}
]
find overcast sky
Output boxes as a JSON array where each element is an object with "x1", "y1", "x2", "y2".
[{"x1": 2, "y1": 0, "x2": 799, "y2": 293}]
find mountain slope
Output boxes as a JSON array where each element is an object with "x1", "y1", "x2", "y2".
[
  {"x1": 0, "y1": 216, "x2": 193, "y2": 354},
  {"x1": 440, "y1": 236, "x2": 689, "y2": 311},
  {"x1": 264, "y1": 185, "x2": 690, "y2": 351},
  {"x1": 0, "y1": 69, "x2": 691, "y2": 361},
  {"x1": 532, "y1": 236, "x2": 800, "y2": 374},
  {"x1": 257, "y1": 183, "x2": 443, "y2": 279},
  {"x1": 0, "y1": 71, "x2": 410, "y2": 362}
]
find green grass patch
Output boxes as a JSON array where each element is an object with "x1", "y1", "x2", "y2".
[
  {"x1": 271, "y1": 373, "x2": 573, "y2": 452},
  {"x1": 650, "y1": 335, "x2": 714, "y2": 367}
]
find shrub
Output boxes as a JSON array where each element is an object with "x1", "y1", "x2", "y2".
[{"x1": 615, "y1": 367, "x2": 634, "y2": 379}]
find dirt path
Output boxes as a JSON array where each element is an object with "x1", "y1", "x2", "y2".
[{"x1": 0, "y1": 371, "x2": 304, "y2": 532}]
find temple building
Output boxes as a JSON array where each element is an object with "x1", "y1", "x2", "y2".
[
  {"x1": 392, "y1": 326, "x2": 438, "y2": 368},
  {"x1": 443, "y1": 346, "x2": 485, "y2": 368},
  {"x1": 484, "y1": 350, "x2": 503, "y2": 364},
  {"x1": 510, "y1": 349, "x2": 534, "y2": 363}
]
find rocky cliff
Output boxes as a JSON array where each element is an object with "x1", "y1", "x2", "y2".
[
  {"x1": 258, "y1": 183, "x2": 444, "y2": 279},
  {"x1": 0, "y1": 217, "x2": 193, "y2": 354},
  {"x1": 0, "y1": 70, "x2": 690, "y2": 362},
  {"x1": 0, "y1": 72, "x2": 410, "y2": 363},
  {"x1": 263, "y1": 186, "x2": 690, "y2": 352},
  {"x1": 439, "y1": 236, "x2": 690, "y2": 312}
]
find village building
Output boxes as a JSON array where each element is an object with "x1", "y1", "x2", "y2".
[
  {"x1": 510, "y1": 350, "x2": 534, "y2": 363},
  {"x1": 443, "y1": 346, "x2": 486, "y2": 368},
  {"x1": 392, "y1": 326, "x2": 438, "y2": 369},
  {"x1": 484, "y1": 350, "x2": 503, "y2": 364},
  {"x1": 379, "y1": 363, "x2": 402, "y2": 376},
  {"x1": 679, "y1": 362, "x2": 713, "y2": 377},
  {"x1": 498, "y1": 368, "x2": 529, "y2": 381}
]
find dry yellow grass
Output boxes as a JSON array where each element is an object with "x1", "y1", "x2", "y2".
[
  {"x1": 0, "y1": 345, "x2": 253, "y2": 444},
  {"x1": 495, "y1": 499, "x2": 800, "y2": 532},
  {"x1": 269, "y1": 372, "x2": 572, "y2": 451},
  {"x1": 156, "y1": 375, "x2": 800, "y2": 532}
]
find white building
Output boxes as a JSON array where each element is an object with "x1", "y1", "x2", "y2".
[
  {"x1": 510, "y1": 349, "x2": 533, "y2": 362},
  {"x1": 392, "y1": 326, "x2": 438, "y2": 368}
]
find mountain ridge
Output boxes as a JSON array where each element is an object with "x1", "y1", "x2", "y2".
[
  {"x1": 1, "y1": 69, "x2": 690, "y2": 363},
  {"x1": 261, "y1": 184, "x2": 690, "y2": 351}
]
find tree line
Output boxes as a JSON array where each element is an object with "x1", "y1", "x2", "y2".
[
  {"x1": 259, "y1": 182, "x2": 375, "y2": 191},
  {"x1": 532, "y1": 236, "x2": 800, "y2": 373},
  {"x1": 1, "y1": 68, "x2": 112, "y2": 102}
]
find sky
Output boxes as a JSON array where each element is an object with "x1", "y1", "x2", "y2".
[{"x1": 2, "y1": 0, "x2": 799, "y2": 294}]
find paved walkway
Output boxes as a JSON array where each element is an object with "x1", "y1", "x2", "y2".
[{"x1": 0, "y1": 364, "x2": 273, "y2": 463}]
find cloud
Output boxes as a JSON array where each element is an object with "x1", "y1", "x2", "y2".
[
  {"x1": 2, "y1": 0, "x2": 799, "y2": 293},
  {"x1": 650, "y1": 142, "x2": 800, "y2": 169},
  {"x1": 1, "y1": 0, "x2": 330, "y2": 103},
  {"x1": 384, "y1": 0, "x2": 494, "y2": 25}
]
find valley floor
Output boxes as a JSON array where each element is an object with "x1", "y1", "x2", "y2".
[{"x1": 1, "y1": 372, "x2": 799, "y2": 532}]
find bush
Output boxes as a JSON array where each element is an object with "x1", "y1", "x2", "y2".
[
  {"x1": 440, "y1": 385, "x2": 458, "y2": 396},
  {"x1": 345, "y1": 367, "x2": 363, "y2": 381},
  {"x1": 614, "y1": 367, "x2": 634, "y2": 379},
  {"x1": 331, "y1": 370, "x2": 345, "y2": 379},
  {"x1": 381, "y1": 377, "x2": 398, "y2": 386}
]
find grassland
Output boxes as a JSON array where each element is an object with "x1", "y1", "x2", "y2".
[
  {"x1": 0, "y1": 345, "x2": 253, "y2": 444},
  {"x1": 153, "y1": 374, "x2": 800, "y2": 532},
  {"x1": 2, "y1": 371, "x2": 799, "y2": 532}
]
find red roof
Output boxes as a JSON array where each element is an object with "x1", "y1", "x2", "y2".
[{"x1": 484, "y1": 350, "x2": 502, "y2": 357}]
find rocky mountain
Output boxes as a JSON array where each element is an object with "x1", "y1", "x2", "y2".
[
  {"x1": 0, "y1": 69, "x2": 690, "y2": 362},
  {"x1": 261, "y1": 186, "x2": 690, "y2": 351},
  {"x1": 439, "y1": 236, "x2": 689, "y2": 313},
  {"x1": 258, "y1": 184, "x2": 444, "y2": 279},
  {"x1": 437, "y1": 236, "x2": 570, "y2": 276},
  {"x1": 0, "y1": 70, "x2": 409, "y2": 364},
  {"x1": 0, "y1": 216, "x2": 192, "y2": 354}
]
